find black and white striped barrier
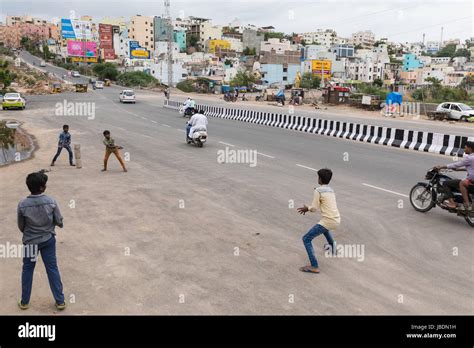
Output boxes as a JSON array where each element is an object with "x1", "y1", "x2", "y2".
[{"x1": 164, "y1": 100, "x2": 472, "y2": 157}]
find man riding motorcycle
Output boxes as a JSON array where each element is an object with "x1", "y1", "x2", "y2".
[
  {"x1": 183, "y1": 97, "x2": 196, "y2": 116},
  {"x1": 435, "y1": 141, "x2": 474, "y2": 212},
  {"x1": 186, "y1": 109, "x2": 208, "y2": 140}
]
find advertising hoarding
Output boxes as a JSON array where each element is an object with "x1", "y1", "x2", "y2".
[
  {"x1": 311, "y1": 60, "x2": 332, "y2": 78},
  {"x1": 99, "y1": 23, "x2": 113, "y2": 49},
  {"x1": 67, "y1": 40, "x2": 97, "y2": 57},
  {"x1": 129, "y1": 41, "x2": 150, "y2": 59},
  {"x1": 103, "y1": 48, "x2": 116, "y2": 60},
  {"x1": 61, "y1": 18, "x2": 93, "y2": 40}
]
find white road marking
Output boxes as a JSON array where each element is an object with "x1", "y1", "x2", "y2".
[
  {"x1": 219, "y1": 141, "x2": 235, "y2": 147},
  {"x1": 257, "y1": 152, "x2": 275, "y2": 159},
  {"x1": 296, "y1": 164, "x2": 318, "y2": 171},
  {"x1": 161, "y1": 124, "x2": 171, "y2": 127},
  {"x1": 362, "y1": 183, "x2": 409, "y2": 198},
  {"x1": 151, "y1": 120, "x2": 158, "y2": 124},
  {"x1": 141, "y1": 117, "x2": 148, "y2": 120}
]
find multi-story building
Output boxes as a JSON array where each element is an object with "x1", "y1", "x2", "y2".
[
  {"x1": 351, "y1": 30, "x2": 375, "y2": 48},
  {"x1": 242, "y1": 28, "x2": 264, "y2": 55},
  {"x1": 402, "y1": 53, "x2": 423, "y2": 72},
  {"x1": 299, "y1": 29, "x2": 342, "y2": 48},
  {"x1": 206, "y1": 39, "x2": 231, "y2": 54},
  {"x1": 129, "y1": 15, "x2": 154, "y2": 53},
  {"x1": 260, "y1": 38, "x2": 294, "y2": 54},
  {"x1": 331, "y1": 44, "x2": 354, "y2": 58},
  {"x1": 259, "y1": 50, "x2": 301, "y2": 86},
  {"x1": 426, "y1": 41, "x2": 440, "y2": 54},
  {"x1": 187, "y1": 18, "x2": 222, "y2": 50},
  {"x1": 101, "y1": 16, "x2": 128, "y2": 33},
  {"x1": 6, "y1": 15, "x2": 48, "y2": 26}
]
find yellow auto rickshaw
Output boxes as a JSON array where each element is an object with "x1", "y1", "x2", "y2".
[
  {"x1": 104, "y1": 79, "x2": 111, "y2": 87},
  {"x1": 75, "y1": 83, "x2": 88, "y2": 93},
  {"x1": 51, "y1": 83, "x2": 62, "y2": 93}
]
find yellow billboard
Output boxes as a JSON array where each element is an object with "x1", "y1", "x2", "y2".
[
  {"x1": 71, "y1": 56, "x2": 98, "y2": 63},
  {"x1": 311, "y1": 60, "x2": 331, "y2": 78},
  {"x1": 208, "y1": 39, "x2": 231, "y2": 54}
]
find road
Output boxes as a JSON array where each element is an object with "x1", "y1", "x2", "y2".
[{"x1": 0, "y1": 53, "x2": 472, "y2": 315}]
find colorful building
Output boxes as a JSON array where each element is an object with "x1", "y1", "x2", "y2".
[
  {"x1": 207, "y1": 39, "x2": 231, "y2": 53},
  {"x1": 403, "y1": 53, "x2": 423, "y2": 72}
]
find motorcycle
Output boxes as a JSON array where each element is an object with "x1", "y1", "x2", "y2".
[
  {"x1": 179, "y1": 106, "x2": 195, "y2": 118},
  {"x1": 409, "y1": 168, "x2": 474, "y2": 227},
  {"x1": 186, "y1": 125, "x2": 207, "y2": 148}
]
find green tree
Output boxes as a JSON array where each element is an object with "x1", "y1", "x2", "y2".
[
  {"x1": 189, "y1": 35, "x2": 198, "y2": 48},
  {"x1": 453, "y1": 48, "x2": 470, "y2": 59},
  {"x1": 243, "y1": 47, "x2": 256, "y2": 56},
  {"x1": 436, "y1": 43, "x2": 456, "y2": 57},
  {"x1": 264, "y1": 32, "x2": 285, "y2": 41},
  {"x1": 0, "y1": 59, "x2": 15, "y2": 90},
  {"x1": 300, "y1": 73, "x2": 321, "y2": 89},
  {"x1": 373, "y1": 78, "x2": 384, "y2": 87},
  {"x1": 230, "y1": 71, "x2": 256, "y2": 87},
  {"x1": 93, "y1": 63, "x2": 119, "y2": 80}
]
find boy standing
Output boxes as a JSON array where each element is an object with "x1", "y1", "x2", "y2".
[
  {"x1": 17, "y1": 171, "x2": 66, "y2": 310},
  {"x1": 297, "y1": 168, "x2": 341, "y2": 274},
  {"x1": 51, "y1": 125, "x2": 75, "y2": 167},
  {"x1": 102, "y1": 130, "x2": 127, "y2": 172}
]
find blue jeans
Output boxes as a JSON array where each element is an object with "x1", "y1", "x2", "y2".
[
  {"x1": 21, "y1": 235, "x2": 65, "y2": 305},
  {"x1": 302, "y1": 224, "x2": 335, "y2": 268},
  {"x1": 52, "y1": 145, "x2": 73, "y2": 165},
  {"x1": 186, "y1": 124, "x2": 192, "y2": 138}
]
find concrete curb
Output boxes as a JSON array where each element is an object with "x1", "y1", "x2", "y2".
[{"x1": 164, "y1": 100, "x2": 473, "y2": 158}]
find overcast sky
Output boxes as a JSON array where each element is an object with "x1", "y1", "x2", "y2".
[{"x1": 1, "y1": 0, "x2": 473, "y2": 43}]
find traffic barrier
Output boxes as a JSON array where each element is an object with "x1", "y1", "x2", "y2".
[{"x1": 164, "y1": 100, "x2": 473, "y2": 157}]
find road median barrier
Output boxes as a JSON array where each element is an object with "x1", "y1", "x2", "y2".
[{"x1": 164, "y1": 100, "x2": 473, "y2": 158}]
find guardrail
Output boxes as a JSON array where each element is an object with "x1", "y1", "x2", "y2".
[{"x1": 164, "y1": 100, "x2": 473, "y2": 158}]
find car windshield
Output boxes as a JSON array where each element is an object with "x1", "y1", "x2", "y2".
[
  {"x1": 124, "y1": 91, "x2": 134, "y2": 96},
  {"x1": 458, "y1": 103, "x2": 473, "y2": 111},
  {"x1": 4, "y1": 93, "x2": 20, "y2": 98}
]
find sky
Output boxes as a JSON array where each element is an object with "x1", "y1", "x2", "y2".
[{"x1": 1, "y1": 0, "x2": 473, "y2": 43}]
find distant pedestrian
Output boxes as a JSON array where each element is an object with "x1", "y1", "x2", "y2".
[
  {"x1": 102, "y1": 130, "x2": 127, "y2": 172},
  {"x1": 297, "y1": 168, "x2": 341, "y2": 274},
  {"x1": 17, "y1": 171, "x2": 66, "y2": 310},
  {"x1": 51, "y1": 125, "x2": 75, "y2": 167}
]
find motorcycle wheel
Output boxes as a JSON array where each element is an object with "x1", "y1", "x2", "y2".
[{"x1": 410, "y1": 183, "x2": 435, "y2": 212}]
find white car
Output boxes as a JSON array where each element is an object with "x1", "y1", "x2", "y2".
[
  {"x1": 2, "y1": 93, "x2": 26, "y2": 110},
  {"x1": 119, "y1": 90, "x2": 136, "y2": 103},
  {"x1": 436, "y1": 102, "x2": 474, "y2": 121},
  {"x1": 95, "y1": 81, "x2": 104, "y2": 89},
  {"x1": 72, "y1": 71, "x2": 80, "y2": 78},
  {"x1": 40, "y1": 61, "x2": 46, "y2": 67}
]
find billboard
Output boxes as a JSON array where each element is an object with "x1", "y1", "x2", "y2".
[
  {"x1": 103, "y1": 48, "x2": 116, "y2": 60},
  {"x1": 71, "y1": 57, "x2": 98, "y2": 63},
  {"x1": 67, "y1": 40, "x2": 97, "y2": 58},
  {"x1": 61, "y1": 18, "x2": 93, "y2": 40},
  {"x1": 99, "y1": 23, "x2": 113, "y2": 49},
  {"x1": 129, "y1": 41, "x2": 150, "y2": 59},
  {"x1": 312, "y1": 60, "x2": 332, "y2": 78}
]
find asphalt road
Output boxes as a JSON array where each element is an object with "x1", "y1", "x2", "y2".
[{"x1": 0, "y1": 52, "x2": 472, "y2": 315}]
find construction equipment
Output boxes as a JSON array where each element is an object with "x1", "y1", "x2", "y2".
[
  {"x1": 104, "y1": 79, "x2": 111, "y2": 86},
  {"x1": 51, "y1": 83, "x2": 62, "y2": 93}
]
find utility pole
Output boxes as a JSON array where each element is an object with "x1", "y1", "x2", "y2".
[
  {"x1": 164, "y1": 0, "x2": 173, "y2": 96},
  {"x1": 440, "y1": 26, "x2": 444, "y2": 49}
]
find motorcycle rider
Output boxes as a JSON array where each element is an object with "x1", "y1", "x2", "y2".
[
  {"x1": 183, "y1": 97, "x2": 195, "y2": 115},
  {"x1": 435, "y1": 141, "x2": 474, "y2": 211},
  {"x1": 186, "y1": 109, "x2": 208, "y2": 140}
]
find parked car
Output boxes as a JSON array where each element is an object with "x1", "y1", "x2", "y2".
[
  {"x1": 119, "y1": 90, "x2": 136, "y2": 103},
  {"x1": 436, "y1": 102, "x2": 474, "y2": 121},
  {"x1": 72, "y1": 71, "x2": 80, "y2": 78},
  {"x1": 2, "y1": 93, "x2": 26, "y2": 110},
  {"x1": 40, "y1": 60, "x2": 46, "y2": 67},
  {"x1": 95, "y1": 80, "x2": 104, "y2": 89}
]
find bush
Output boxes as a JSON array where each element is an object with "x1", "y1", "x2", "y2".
[
  {"x1": 300, "y1": 73, "x2": 321, "y2": 89},
  {"x1": 117, "y1": 71, "x2": 159, "y2": 88},
  {"x1": 176, "y1": 79, "x2": 195, "y2": 93},
  {"x1": 93, "y1": 63, "x2": 119, "y2": 81},
  {"x1": 356, "y1": 83, "x2": 388, "y2": 100}
]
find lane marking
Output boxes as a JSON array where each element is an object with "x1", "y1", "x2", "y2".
[
  {"x1": 219, "y1": 141, "x2": 235, "y2": 147},
  {"x1": 141, "y1": 117, "x2": 148, "y2": 120},
  {"x1": 257, "y1": 152, "x2": 275, "y2": 159},
  {"x1": 151, "y1": 120, "x2": 158, "y2": 124},
  {"x1": 296, "y1": 164, "x2": 318, "y2": 171},
  {"x1": 161, "y1": 124, "x2": 171, "y2": 127},
  {"x1": 362, "y1": 183, "x2": 409, "y2": 198}
]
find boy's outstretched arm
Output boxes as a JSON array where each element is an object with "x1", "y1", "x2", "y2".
[{"x1": 53, "y1": 201, "x2": 64, "y2": 228}]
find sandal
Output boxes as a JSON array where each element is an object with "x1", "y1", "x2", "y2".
[{"x1": 299, "y1": 266, "x2": 320, "y2": 273}]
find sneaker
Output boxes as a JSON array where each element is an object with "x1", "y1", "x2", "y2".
[
  {"x1": 18, "y1": 299, "x2": 29, "y2": 310},
  {"x1": 459, "y1": 204, "x2": 472, "y2": 212},
  {"x1": 55, "y1": 302, "x2": 66, "y2": 310},
  {"x1": 50, "y1": 163, "x2": 55, "y2": 167},
  {"x1": 70, "y1": 163, "x2": 76, "y2": 167}
]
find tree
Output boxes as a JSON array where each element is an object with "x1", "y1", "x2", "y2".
[
  {"x1": 354, "y1": 44, "x2": 363, "y2": 50},
  {"x1": 0, "y1": 59, "x2": 14, "y2": 90},
  {"x1": 189, "y1": 35, "x2": 198, "y2": 48},
  {"x1": 425, "y1": 77, "x2": 442, "y2": 87},
  {"x1": 93, "y1": 63, "x2": 119, "y2": 80},
  {"x1": 300, "y1": 73, "x2": 321, "y2": 89},
  {"x1": 436, "y1": 43, "x2": 456, "y2": 57},
  {"x1": 264, "y1": 32, "x2": 285, "y2": 41},
  {"x1": 453, "y1": 48, "x2": 470, "y2": 59},
  {"x1": 230, "y1": 71, "x2": 256, "y2": 87},
  {"x1": 373, "y1": 78, "x2": 383, "y2": 87},
  {"x1": 300, "y1": 39, "x2": 307, "y2": 47},
  {"x1": 243, "y1": 47, "x2": 256, "y2": 56}
]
